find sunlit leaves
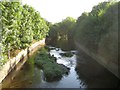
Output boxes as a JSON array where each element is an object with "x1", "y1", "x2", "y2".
[
  {"x1": 0, "y1": 1, "x2": 49, "y2": 65},
  {"x1": 75, "y1": 0, "x2": 118, "y2": 52},
  {"x1": 47, "y1": 17, "x2": 76, "y2": 45}
]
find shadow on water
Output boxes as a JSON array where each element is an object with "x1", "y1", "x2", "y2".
[
  {"x1": 1, "y1": 52, "x2": 42, "y2": 88},
  {"x1": 46, "y1": 39, "x2": 120, "y2": 88},
  {"x1": 75, "y1": 49, "x2": 120, "y2": 88},
  {"x1": 1, "y1": 39, "x2": 120, "y2": 88},
  {"x1": 46, "y1": 38, "x2": 75, "y2": 51}
]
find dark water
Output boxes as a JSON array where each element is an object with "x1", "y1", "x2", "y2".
[
  {"x1": 1, "y1": 45, "x2": 119, "y2": 88},
  {"x1": 76, "y1": 49, "x2": 120, "y2": 88}
]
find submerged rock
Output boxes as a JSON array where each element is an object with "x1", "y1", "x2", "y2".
[
  {"x1": 60, "y1": 52, "x2": 73, "y2": 57},
  {"x1": 56, "y1": 48, "x2": 60, "y2": 51}
]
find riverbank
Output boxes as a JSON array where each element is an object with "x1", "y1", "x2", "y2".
[{"x1": 0, "y1": 39, "x2": 45, "y2": 83}]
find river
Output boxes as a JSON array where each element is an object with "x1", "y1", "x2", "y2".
[{"x1": 1, "y1": 45, "x2": 119, "y2": 88}]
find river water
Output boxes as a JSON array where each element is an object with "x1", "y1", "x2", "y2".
[{"x1": 1, "y1": 46, "x2": 119, "y2": 88}]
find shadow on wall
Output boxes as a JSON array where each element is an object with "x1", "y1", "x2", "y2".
[
  {"x1": 75, "y1": 28, "x2": 119, "y2": 79},
  {"x1": 75, "y1": 49, "x2": 120, "y2": 88},
  {"x1": 98, "y1": 30, "x2": 119, "y2": 78}
]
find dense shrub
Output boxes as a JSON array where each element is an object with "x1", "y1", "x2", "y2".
[{"x1": 0, "y1": 1, "x2": 49, "y2": 66}]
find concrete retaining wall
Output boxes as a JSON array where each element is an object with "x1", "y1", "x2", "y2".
[
  {"x1": 0, "y1": 39, "x2": 45, "y2": 83},
  {"x1": 75, "y1": 42, "x2": 119, "y2": 79}
]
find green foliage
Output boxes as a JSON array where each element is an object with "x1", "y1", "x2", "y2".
[
  {"x1": 1, "y1": 2, "x2": 22, "y2": 51},
  {"x1": 48, "y1": 17, "x2": 76, "y2": 40},
  {"x1": 0, "y1": 43, "x2": 8, "y2": 68},
  {"x1": 35, "y1": 47, "x2": 69, "y2": 82},
  {"x1": 46, "y1": 17, "x2": 76, "y2": 50},
  {"x1": 0, "y1": 1, "x2": 49, "y2": 66},
  {"x1": 75, "y1": 1, "x2": 118, "y2": 52},
  {"x1": 46, "y1": 0, "x2": 119, "y2": 67}
]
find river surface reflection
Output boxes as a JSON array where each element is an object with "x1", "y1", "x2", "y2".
[{"x1": 1, "y1": 46, "x2": 119, "y2": 88}]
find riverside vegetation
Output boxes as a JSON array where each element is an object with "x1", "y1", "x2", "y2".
[
  {"x1": 46, "y1": 0, "x2": 119, "y2": 75},
  {"x1": 0, "y1": 0, "x2": 119, "y2": 82},
  {"x1": 0, "y1": 1, "x2": 49, "y2": 68},
  {"x1": 35, "y1": 47, "x2": 69, "y2": 82}
]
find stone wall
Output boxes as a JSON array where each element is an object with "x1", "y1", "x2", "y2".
[{"x1": 0, "y1": 39, "x2": 45, "y2": 83}]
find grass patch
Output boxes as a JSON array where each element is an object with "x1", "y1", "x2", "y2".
[{"x1": 35, "y1": 47, "x2": 69, "y2": 82}]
